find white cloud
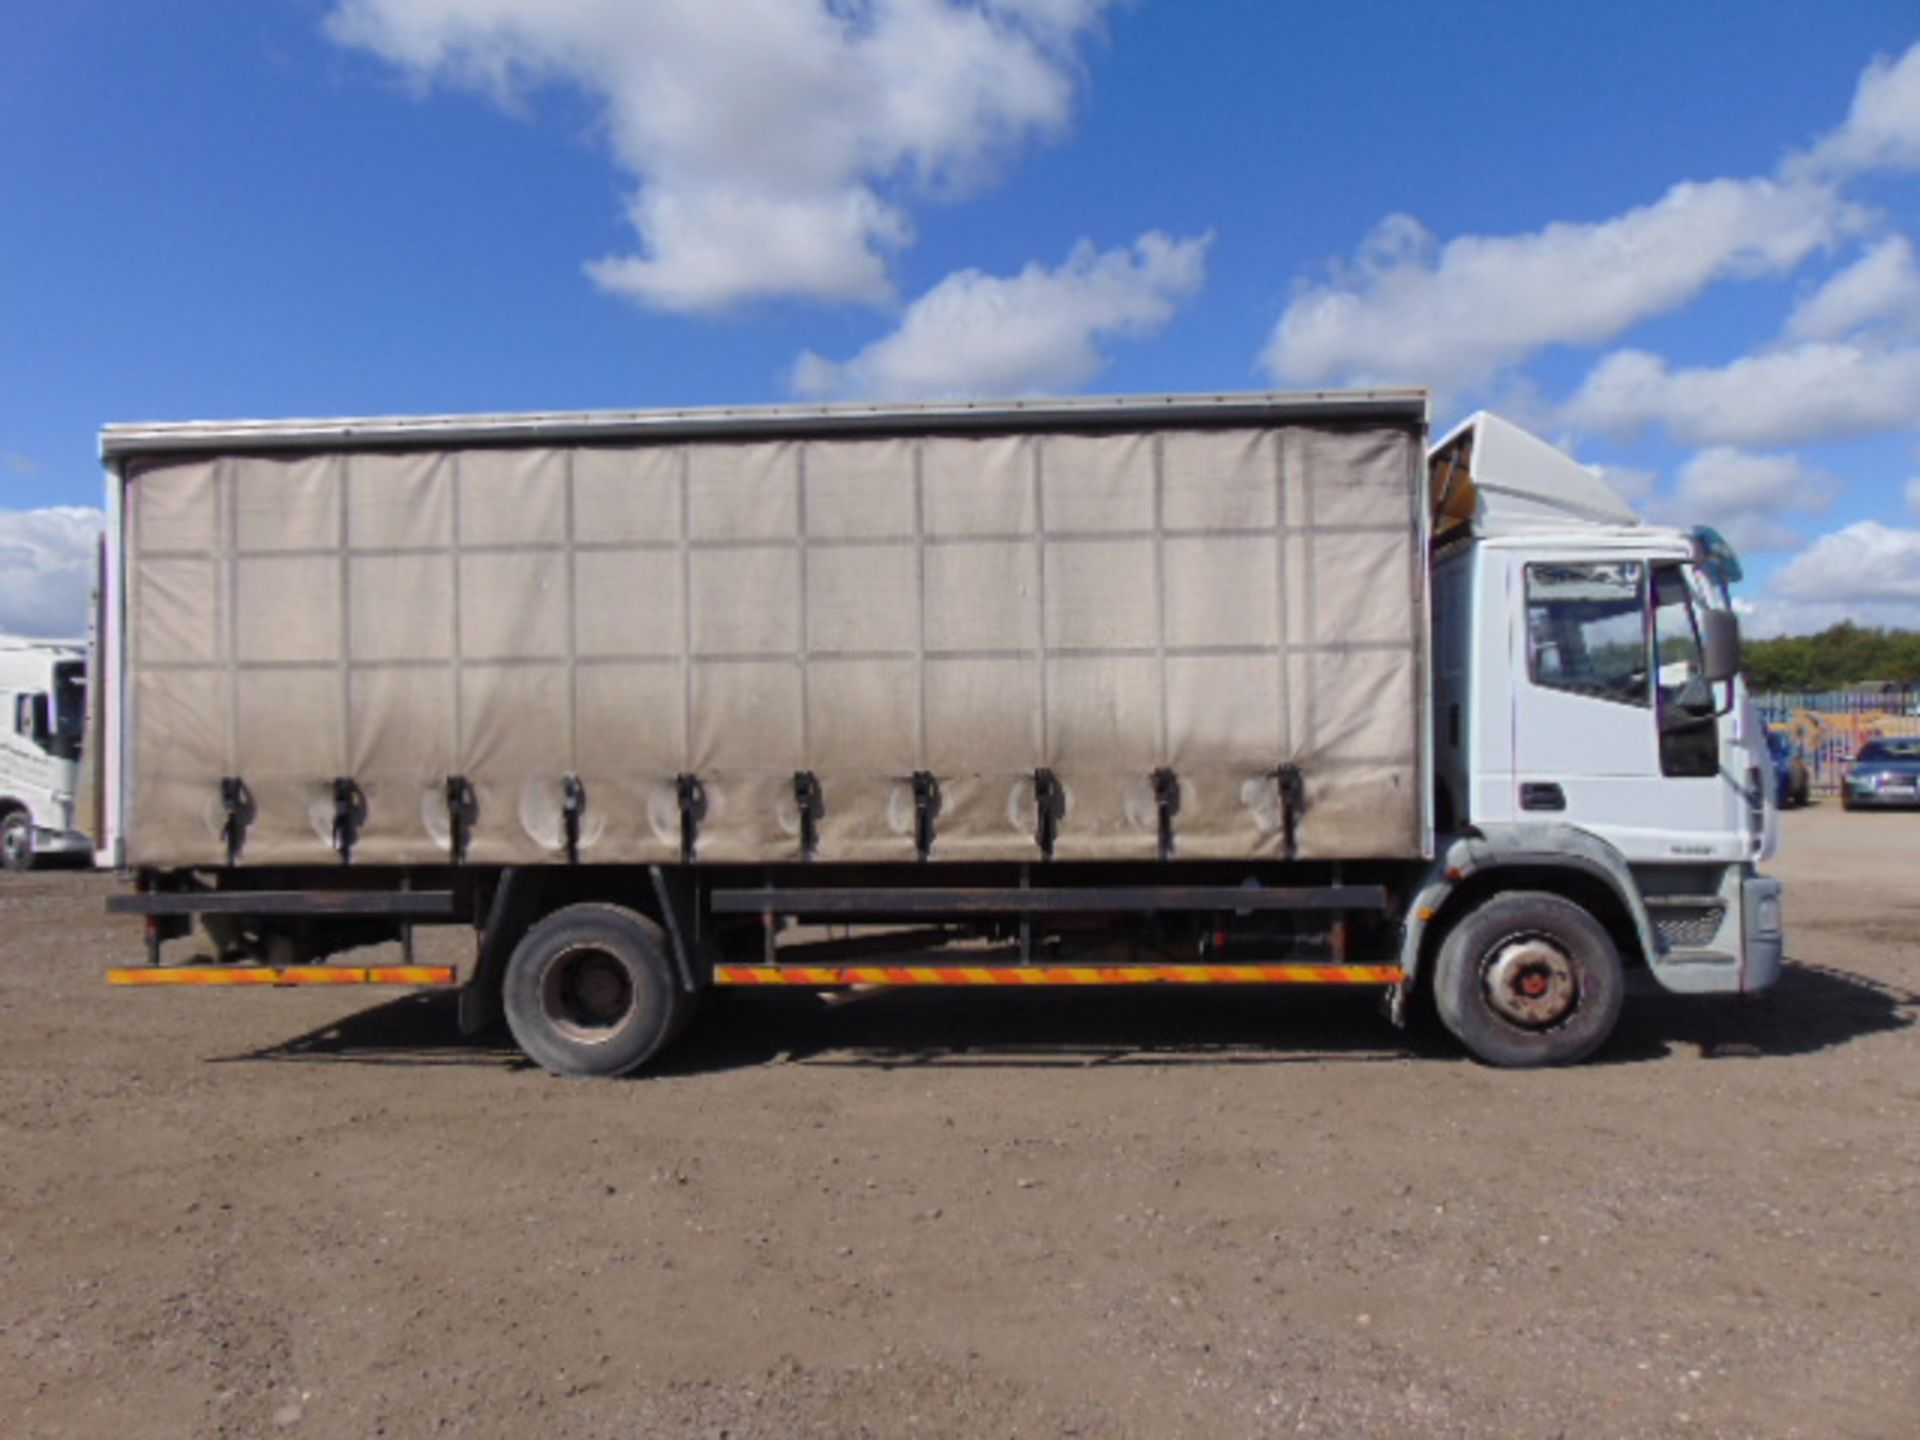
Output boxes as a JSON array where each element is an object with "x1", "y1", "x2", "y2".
[
  {"x1": 1797, "y1": 42, "x2": 1920, "y2": 177},
  {"x1": 1260, "y1": 177, "x2": 1853, "y2": 398},
  {"x1": 1260, "y1": 42, "x2": 1920, "y2": 403},
  {"x1": 1752, "y1": 520, "x2": 1920, "y2": 632},
  {"x1": 588, "y1": 185, "x2": 911, "y2": 311},
  {"x1": 792, "y1": 231, "x2": 1210, "y2": 400},
  {"x1": 1644, "y1": 448, "x2": 1835, "y2": 556},
  {"x1": 1785, "y1": 235, "x2": 1920, "y2": 342},
  {"x1": 1554, "y1": 45, "x2": 1920, "y2": 451},
  {"x1": 327, "y1": 0, "x2": 1113, "y2": 311},
  {"x1": 1591, "y1": 463, "x2": 1657, "y2": 506},
  {"x1": 0, "y1": 507, "x2": 102, "y2": 639},
  {"x1": 1744, "y1": 507, "x2": 1920, "y2": 637},
  {"x1": 1739, "y1": 593, "x2": 1920, "y2": 638},
  {"x1": 1562, "y1": 341, "x2": 1920, "y2": 448}
]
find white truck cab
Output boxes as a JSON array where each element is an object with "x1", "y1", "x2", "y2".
[
  {"x1": 0, "y1": 638, "x2": 92, "y2": 870},
  {"x1": 1423, "y1": 414, "x2": 1782, "y2": 1007}
]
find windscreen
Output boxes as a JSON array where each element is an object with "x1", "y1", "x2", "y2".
[{"x1": 52, "y1": 661, "x2": 85, "y2": 762}]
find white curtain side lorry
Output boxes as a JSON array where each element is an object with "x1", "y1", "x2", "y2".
[{"x1": 91, "y1": 390, "x2": 1782, "y2": 1074}]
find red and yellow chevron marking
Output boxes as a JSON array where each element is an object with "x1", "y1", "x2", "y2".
[
  {"x1": 715, "y1": 963, "x2": 1401, "y2": 987},
  {"x1": 107, "y1": 965, "x2": 457, "y2": 988}
]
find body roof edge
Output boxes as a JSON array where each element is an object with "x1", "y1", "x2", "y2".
[{"x1": 101, "y1": 388, "x2": 1430, "y2": 459}]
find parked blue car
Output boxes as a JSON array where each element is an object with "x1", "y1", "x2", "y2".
[{"x1": 1765, "y1": 728, "x2": 1810, "y2": 809}]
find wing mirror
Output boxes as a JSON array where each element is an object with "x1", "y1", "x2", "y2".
[{"x1": 1701, "y1": 609, "x2": 1740, "y2": 683}]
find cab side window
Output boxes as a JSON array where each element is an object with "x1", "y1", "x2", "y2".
[
  {"x1": 1524, "y1": 562, "x2": 1647, "y2": 707},
  {"x1": 1653, "y1": 563, "x2": 1719, "y2": 777},
  {"x1": 1652, "y1": 567, "x2": 1706, "y2": 702}
]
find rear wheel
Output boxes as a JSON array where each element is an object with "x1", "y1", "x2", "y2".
[
  {"x1": 1433, "y1": 891, "x2": 1624, "y2": 1068},
  {"x1": 0, "y1": 810, "x2": 35, "y2": 872},
  {"x1": 502, "y1": 904, "x2": 685, "y2": 1078}
]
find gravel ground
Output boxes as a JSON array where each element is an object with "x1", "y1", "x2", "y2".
[{"x1": 2, "y1": 806, "x2": 1916, "y2": 1439}]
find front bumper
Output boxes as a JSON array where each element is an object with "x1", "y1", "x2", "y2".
[
  {"x1": 1741, "y1": 874, "x2": 1785, "y2": 992},
  {"x1": 31, "y1": 826, "x2": 93, "y2": 857},
  {"x1": 1844, "y1": 784, "x2": 1920, "y2": 808}
]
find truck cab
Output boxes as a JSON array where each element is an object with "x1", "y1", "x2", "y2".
[
  {"x1": 1425, "y1": 414, "x2": 1782, "y2": 1007},
  {"x1": 0, "y1": 638, "x2": 92, "y2": 870}
]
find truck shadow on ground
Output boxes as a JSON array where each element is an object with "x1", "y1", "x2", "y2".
[
  {"x1": 215, "y1": 956, "x2": 1913, "y2": 1074},
  {"x1": 1603, "y1": 956, "x2": 1917, "y2": 1063}
]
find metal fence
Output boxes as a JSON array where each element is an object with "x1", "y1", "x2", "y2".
[{"x1": 1754, "y1": 690, "x2": 1920, "y2": 794}]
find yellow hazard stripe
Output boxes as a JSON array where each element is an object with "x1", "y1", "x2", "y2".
[
  {"x1": 713, "y1": 963, "x2": 1400, "y2": 987},
  {"x1": 107, "y1": 965, "x2": 457, "y2": 988}
]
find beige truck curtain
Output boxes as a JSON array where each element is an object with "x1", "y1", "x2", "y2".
[{"x1": 121, "y1": 423, "x2": 1425, "y2": 866}]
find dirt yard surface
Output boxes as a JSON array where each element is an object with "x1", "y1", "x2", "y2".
[{"x1": 3, "y1": 809, "x2": 1916, "y2": 1440}]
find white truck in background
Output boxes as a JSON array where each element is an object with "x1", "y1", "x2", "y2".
[
  {"x1": 0, "y1": 636, "x2": 91, "y2": 870},
  {"x1": 93, "y1": 391, "x2": 1782, "y2": 1074}
]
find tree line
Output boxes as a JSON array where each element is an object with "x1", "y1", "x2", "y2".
[{"x1": 1743, "y1": 623, "x2": 1920, "y2": 694}]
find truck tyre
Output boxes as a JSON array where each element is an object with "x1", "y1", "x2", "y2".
[
  {"x1": 501, "y1": 903, "x2": 685, "y2": 1078},
  {"x1": 0, "y1": 809, "x2": 35, "y2": 872},
  {"x1": 1433, "y1": 891, "x2": 1623, "y2": 1068}
]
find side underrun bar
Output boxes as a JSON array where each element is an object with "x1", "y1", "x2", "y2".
[
  {"x1": 715, "y1": 964, "x2": 1401, "y2": 986},
  {"x1": 107, "y1": 891, "x2": 459, "y2": 918},
  {"x1": 107, "y1": 965, "x2": 457, "y2": 987}
]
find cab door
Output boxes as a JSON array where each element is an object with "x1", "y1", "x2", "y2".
[
  {"x1": 1510, "y1": 559, "x2": 1742, "y2": 862},
  {"x1": 1, "y1": 688, "x2": 58, "y2": 818},
  {"x1": 1648, "y1": 562, "x2": 1752, "y2": 858}
]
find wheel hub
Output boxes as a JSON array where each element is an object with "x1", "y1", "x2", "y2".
[
  {"x1": 1481, "y1": 936, "x2": 1578, "y2": 1028},
  {"x1": 541, "y1": 946, "x2": 637, "y2": 1044}
]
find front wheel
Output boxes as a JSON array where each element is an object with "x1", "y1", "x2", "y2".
[
  {"x1": 0, "y1": 810, "x2": 35, "y2": 872},
  {"x1": 1433, "y1": 891, "x2": 1624, "y2": 1067},
  {"x1": 502, "y1": 903, "x2": 687, "y2": 1078}
]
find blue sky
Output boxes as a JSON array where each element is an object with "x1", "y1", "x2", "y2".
[{"x1": 3, "y1": 1, "x2": 1919, "y2": 636}]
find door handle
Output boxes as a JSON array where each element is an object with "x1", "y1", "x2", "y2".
[{"x1": 1520, "y1": 782, "x2": 1566, "y2": 812}]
